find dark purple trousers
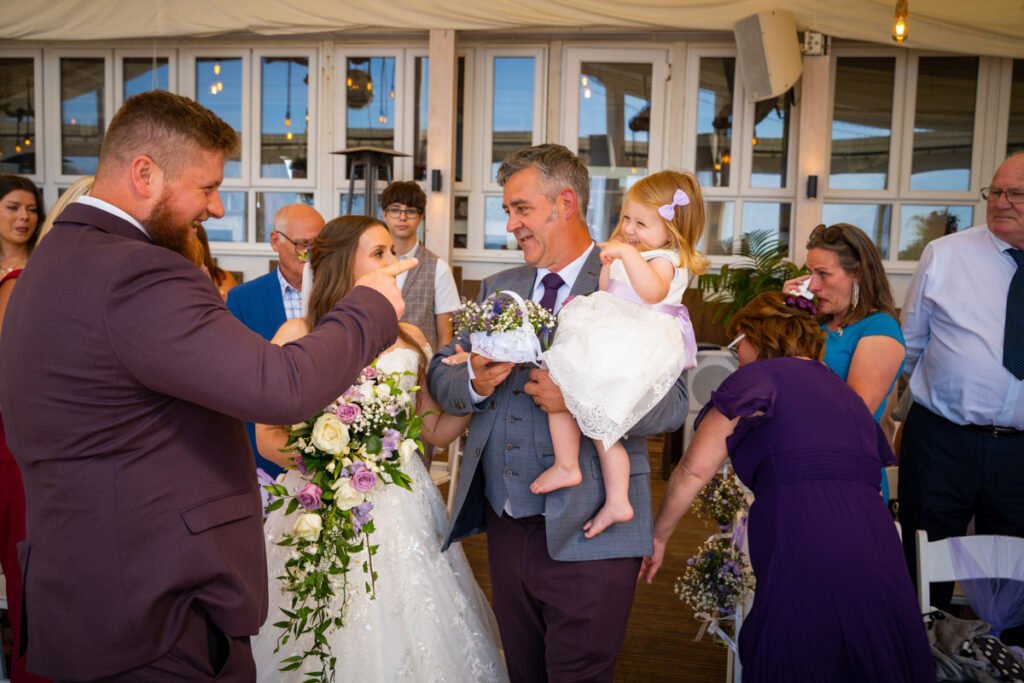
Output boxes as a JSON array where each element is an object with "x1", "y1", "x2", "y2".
[{"x1": 485, "y1": 506, "x2": 641, "y2": 683}]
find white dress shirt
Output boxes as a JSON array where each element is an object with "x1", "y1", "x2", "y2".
[
  {"x1": 901, "y1": 225, "x2": 1023, "y2": 429},
  {"x1": 76, "y1": 196, "x2": 148, "y2": 235}
]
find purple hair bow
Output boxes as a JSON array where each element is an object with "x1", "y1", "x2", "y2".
[{"x1": 657, "y1": 188, "x2": 691, "y2": 220}]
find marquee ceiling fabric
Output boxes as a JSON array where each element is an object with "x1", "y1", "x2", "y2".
[{"x1": 1, "y1": 0, "x2": 1022, "y2": 59}]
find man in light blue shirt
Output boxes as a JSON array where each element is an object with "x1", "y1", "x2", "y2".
[{"x1": 899, "y1": 152, "x2": 1024, "y2": 617}]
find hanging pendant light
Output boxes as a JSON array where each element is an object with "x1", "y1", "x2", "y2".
[{"x1": 892, "y1": 0, "x2": 909, "y2": 44}]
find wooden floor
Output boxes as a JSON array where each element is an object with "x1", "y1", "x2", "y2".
[{"x1": 449, "y1": 436, "x2": 730, "y2": 683}]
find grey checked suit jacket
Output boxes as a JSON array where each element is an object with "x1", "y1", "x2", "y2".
[{"x1": 428, "y1": 247, "x2": 688, "y2": 561}]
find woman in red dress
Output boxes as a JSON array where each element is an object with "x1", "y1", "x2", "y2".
[{"x1": 0, "y1": 174, "x2": 48, "y2": 682}]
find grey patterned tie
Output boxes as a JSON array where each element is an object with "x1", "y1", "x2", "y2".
[{"x1": 1004, "y1": 249, "x2": 1024, "y2": 380}]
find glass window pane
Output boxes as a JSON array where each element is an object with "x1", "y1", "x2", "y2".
[
  {"x1": 741, "y1": 202, "x2": 791, "y2": 250},
  {"x1": 196, "y1": 58, "x2": 243, "y2": 179},
  {"x1": 897, "y1": 204, "x2": 972, "y2": 260},
  {"x1": 61, "y1": 58, "x2": 105, "y2": 176},
  {"x1": 123, "y1": 57, "x2": 168, "y2": 100},
  {"x1": 453, "y1": 195, "x2": 469, "y2": 248},
  {"x1": 346, "y1": 56, "x2": 396, "y2": 175},
  {"x1": 911, "y1": 57, "x2": 978, "y2": 191},
  {"x1": 204, "y1": 190, "x2": 247, "y2": 242},
  {"x1": 830, "y1": 58, "x2": 895, "y2": 191},
  {"x1": 579, "y1": 62, "x2": 652, "y2": 242},
  {"x1": 255, "y1": 192, "x2": 314, "y2": 242},
  {"x1": 750, "y1": 94, "x2": 791, "y2": 189},
  {"x1": 492, "y1": 57, "x2": 535, "y2": 181},
  {"x1": 701, "y1": 201, "x2": 736, "y2": 256},
  {"x1": 695, "y1": 58, "x2": 735, "y2": 189},
  {"x1": 1009, "y1": 60, "x2": 1024, "y2": 156},
  {"x1": 484, "y1": 195, "x2": 517, "y2": 250},
  {"x1": 414, "y1": 57, "x2": 428, "y2": 181},
  {"x1": 821, "y1": 203, "x2": 893, "y2": 259},
  {"x1": 340, "y1": 193, "x2": 366, "y2": 216},
  {"x1": 413, "y1": 56, "x2": 467, "y2": 183},
  {"x1": 0, "y1": 58, "x2": 37, "y2": 175},
  {"x1": 260, "y1": 57, "x2": 309, "y2": 179}
]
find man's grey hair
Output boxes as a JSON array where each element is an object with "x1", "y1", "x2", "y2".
[{"x1": 496, "y1": 144, "x2": 590, "y2": 220}]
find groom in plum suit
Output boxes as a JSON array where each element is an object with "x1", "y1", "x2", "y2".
[
  {"x1": 0, "y1": 91, "x2": 414, "y2": 681},
  {"x1": 428, "y1": 144, "x2": 688, "y2": 682}
]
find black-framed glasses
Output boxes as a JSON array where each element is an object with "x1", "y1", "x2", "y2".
[
  {"x1": 981, "y1": 187, "x2": 1024, "y2": 206},
  {"x1": 385, "y1": 206, "x2": 422, "y2": 219},
  {"x1": 273, "y1": 230, "x2": 313, "y2": 261}
]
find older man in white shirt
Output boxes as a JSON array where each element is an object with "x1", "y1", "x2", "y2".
[{"x1": 899, "y1": 152, "x2": 1024, "y2": 619}]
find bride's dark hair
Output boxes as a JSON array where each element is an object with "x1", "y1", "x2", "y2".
[{"x1": 304, "y1": 215, "x2": 425, "y2": 371}]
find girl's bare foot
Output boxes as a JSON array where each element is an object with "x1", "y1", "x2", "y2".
[
  {"x1": 583, "y1": 500, "x2": 634, "y2": 538},
  {"x1": 530, "y1": 464, "x2": 582, "y2": 494}
]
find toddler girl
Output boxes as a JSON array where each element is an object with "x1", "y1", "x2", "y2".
[{"x1": 535, "y1": 170, "x2": 708, "y2": 538}]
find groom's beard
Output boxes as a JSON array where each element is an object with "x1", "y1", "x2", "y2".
[{"x1": 144, "y1": 196, "x2": 194, "y2": 258}]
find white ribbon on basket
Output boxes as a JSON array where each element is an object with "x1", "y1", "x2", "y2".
[
  {"x1": 693, "y1": 611, "x2": 739, "y2": 653},
  {"x1": 470, "y1": 290, "x2": 543, "y2": 364}
]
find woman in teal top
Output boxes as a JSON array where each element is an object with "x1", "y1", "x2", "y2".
[{"x1": 787, "y1": 223, "x2": 906, "y2": 499}]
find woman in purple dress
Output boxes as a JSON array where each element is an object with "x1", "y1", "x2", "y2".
[{"x1": 641, "y1": 292, "x2": 934, "y2": 682}]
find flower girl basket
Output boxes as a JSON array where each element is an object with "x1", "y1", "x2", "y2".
[{"x1": 469, "y1": 290, "x2": 543, "y2": 364}]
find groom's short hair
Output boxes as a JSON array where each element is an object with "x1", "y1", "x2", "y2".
[
  {"x1": 497, "y1": 144, "x2": 590, "y2": 220},
  {"x1": 99, "y1": 90, "x2": 238, "y2": 180}
]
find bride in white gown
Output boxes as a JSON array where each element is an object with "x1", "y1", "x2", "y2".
[{"x1": 250, "y1": 215, "x2": 507, "y2": 682}]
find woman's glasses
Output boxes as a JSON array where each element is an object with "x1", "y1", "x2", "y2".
[{"x1": 727, "y1": 333, "x2": 746, "y2": 360}]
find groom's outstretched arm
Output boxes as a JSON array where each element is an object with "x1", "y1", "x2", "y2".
[{"x1": 625, "y1": 369, "x2": 689, "y2": 438}]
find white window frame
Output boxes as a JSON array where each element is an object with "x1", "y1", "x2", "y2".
[
  {"x1": 251, "y1": 47, "x2": 319, "y2": 190},
  {"x1": 182, "y1": 48, "x2": 252, "y2": 188},
  {"x1": 684, "y1": 44, "x2": 798, "y2": 263},
  {"x1": 114, "y1": 48, "x2": 179, "y2": 110},
  {"x1": 45, "y1": 48, "x2": 115, "y2": 186},
  {"x1": 0, "y1": 47, "x2": 45, "y2": 190}
]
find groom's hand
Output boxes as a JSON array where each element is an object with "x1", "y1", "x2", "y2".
[
  {"x1": 469, "y1": 354, "x2": 514, "y2": 398},
  {"x1": 524, "y1": 369, "x2": 567, "y2": 413},
  {"x1": 354, "y1": 259, "x2": 418, "y2": 319}
]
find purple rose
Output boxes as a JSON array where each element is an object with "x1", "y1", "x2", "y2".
[
  {"x1": 351, "y1": 501, "x2": 374, "y2": 532},
  {"x1": 361, "y1": 366, "x2": 378, "y2": 381},
  {"x1": 381, "y1": 429, "x2": 401, "y2": 452},
  {"x1": 296, "y1": 483, "x2": 323, "y2": 510},
  {"x1": 335, "y1": 402, "x2": 361, "y2": 424},
  {"x1": 350, "y1": 467, "x2": 378, "y2": 493}
]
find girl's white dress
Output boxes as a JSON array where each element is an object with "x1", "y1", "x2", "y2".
[
  {"x1": 252, "y1": 347, "x2": 508, "y2": 682},
  {"x1": 542, "y1": 248, "x2": 694, "y2": 447}
]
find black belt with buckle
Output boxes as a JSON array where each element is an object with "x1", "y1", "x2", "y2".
[{"x1": 965, "y1": 424, "x2": 1024, "y2": 438}]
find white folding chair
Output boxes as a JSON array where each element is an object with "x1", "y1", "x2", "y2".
[
  {"x1": 915, "y1": 529, "x2": 1024, "y2": 613},
  {"x1": 429, "y1": 436, "x2": 462, "y2": 514}
]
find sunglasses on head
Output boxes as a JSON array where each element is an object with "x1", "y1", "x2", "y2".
[{"x1": 809, "y1": 223, "x2": 856, "y2": 251}]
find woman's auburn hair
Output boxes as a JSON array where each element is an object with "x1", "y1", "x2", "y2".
[{"x1": 730, "y1": 292, "x2": 826, "y2": 361}]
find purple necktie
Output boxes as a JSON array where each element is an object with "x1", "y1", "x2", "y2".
[{"x1": 539, "y1": 272, "x2": 565, "y2": 313}]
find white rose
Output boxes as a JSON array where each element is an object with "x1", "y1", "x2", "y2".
[
  {"x1": 311, "y1": 413, "x2": 349, "y2": 454},
  {"x1": 358, "y1": 382, "x2": 375, "y2": 399},
  {"x1": 292, "y1": 513, "x2": 323, "y2": 541},
  {"x1": 398, "y1": 439, "x2": 420, "y2": 466},
  {"x1": 331, "y1": 477, "x2": 363, "y2": 511},
  {"x1": 375, "y1": 384, "x2": 392, "y2": 398}
]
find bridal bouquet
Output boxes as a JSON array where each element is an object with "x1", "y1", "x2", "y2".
[
  {"x1": 262, "y1": 363, "x2": 423, "y2": 682},
  {"x1": 452, "y1": 291, "x2": 557, "y2": 362}
]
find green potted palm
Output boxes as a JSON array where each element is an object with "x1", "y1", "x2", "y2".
[{"x1": 697, "y1": 229, "x2": 805, "y2": 332}]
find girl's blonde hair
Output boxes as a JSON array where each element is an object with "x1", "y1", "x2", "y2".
[
  {"x1": 612, "y1": 170, "x2": 709, "y2": 275},
  {"x1": 37, "y1": 176, "x2": 94, "y2": 244}
]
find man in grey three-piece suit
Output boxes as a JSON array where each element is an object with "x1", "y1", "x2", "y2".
[{"x1": 428, "y1": 144, "x2": 688, "y2": 682}]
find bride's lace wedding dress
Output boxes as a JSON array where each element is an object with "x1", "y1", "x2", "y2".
[{"x1": 252, "y1": 347, "x2": 508, "y2": 682}]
